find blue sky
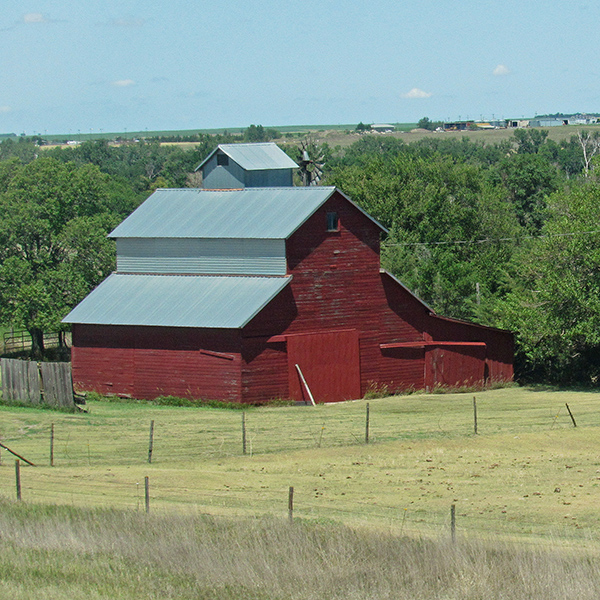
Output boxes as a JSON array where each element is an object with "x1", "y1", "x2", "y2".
[{"x1": 2, "y1": 0, "x2": 599, "y2": 135}]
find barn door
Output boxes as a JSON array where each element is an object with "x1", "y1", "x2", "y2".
[{"x1": 287, "y1": 330, "x2": 361, "y2": 403}]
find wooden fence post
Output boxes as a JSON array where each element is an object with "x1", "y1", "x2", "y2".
[
  {"x1": 15, "y1": 460, "x2": 21, "y2": 501},
  {"x1": 50, "y1": 423, "x2": 55, "y2": 467},
  {"x1": 365, "y1": 402, "x2": 370, "y2": 444},
  {"x1": 288, "y1": 486, "x2": 294, "y2": 523},
  {"x1": 473, "y1": 397, "x2": 478, "y2": 435},
  {"x1": 450, "y1": 504, "x2": 456, "y2": 544},
  {"x1": 148, "y1": 420, "x2": 154, "y2": 464},
  {"x1": 145, "y1": 476, "x2": 150, "y2": 513},
  {"x1": 242, "y1": 412, "x2": 247, "y2": 455}
]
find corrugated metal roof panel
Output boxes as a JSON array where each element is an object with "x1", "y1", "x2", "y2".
[
  {"x1": 63, "y1": 273, "x2": 291, "y2": 328},
  {"x1": 109, "y1": 187, "x2": 337, "y2": 239},
  {"x1": 197, "y1": 142, "x2": 298, "y2": 171}
]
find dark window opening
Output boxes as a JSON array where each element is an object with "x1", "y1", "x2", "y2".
[
  {"x1": 326, "y1": 212, "x2": 339, "y2": 232},
  {"x1": 217, "y1": 153, "x2": 229, "y2": 166}
]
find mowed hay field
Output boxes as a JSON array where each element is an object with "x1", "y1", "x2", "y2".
[{"x1": 1, "y1": 387, "x2": 600, "y2": 547}]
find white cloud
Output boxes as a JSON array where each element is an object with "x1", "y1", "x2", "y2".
[
  {"x1": 112, "y1": 79, "x2": 136, "y2": 87},
  {"x1": 0, "y1": 105, "x2": 12, "y2": 113},
  {"x1": 401, "y1": 88, "x2": 432, "y2": 99},
  {"x1": 23, "y1": 13, "x2": 47, "y2": 24},
  {"x1": 493, "y1": 64, "x2": 510, "y2": 76}
]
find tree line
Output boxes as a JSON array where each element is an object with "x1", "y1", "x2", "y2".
[{"x1": 1, "y1": 128, "x2": 600, "y2": 384}]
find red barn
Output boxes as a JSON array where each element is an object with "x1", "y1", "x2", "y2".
[{"x1": 64, "y1": 145, "x2": 513, "y2": 403}]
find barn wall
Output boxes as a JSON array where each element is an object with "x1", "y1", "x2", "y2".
[
  {"x1": 202, "y1": 154, "x2": 245, "y2": 189},
  {"x1": 242, "y1": 192, "x2": 384, "y2": 401},
  {"x1": 246, "y1": 169, "x2": 293, "y2": 188},
  {"x1": 425, "y1": 345, "x2": 486, "y2": 389},
  {"x1": 116, "y1": 238, "x2": 287, "y2": 276},
  {"x1": 240, "y1": 192, "x2": 512, "y2": 402},
  {"x1": 242, "y1": 191, "x2": 436, "y2": 401},
  {"x1": 71, "y1": 324, "x2": 242, "y2": 401},
  {"x1": 426, "y1": 316, "x2": 514, "y2": 384}
]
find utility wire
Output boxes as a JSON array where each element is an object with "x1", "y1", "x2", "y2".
[{"x1": 383, "y1": 229, "x2": 600, "y2": 247}]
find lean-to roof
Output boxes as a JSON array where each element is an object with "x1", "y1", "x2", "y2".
[{"x1": 63, "y1": 273, "x2": 291, "y2": 328}]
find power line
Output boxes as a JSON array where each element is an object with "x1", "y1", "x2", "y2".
[{"x1": 383, "y1": 229, "x2": 600, "y2": 247}]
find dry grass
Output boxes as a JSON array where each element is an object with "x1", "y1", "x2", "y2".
[{"x1": 2, "y1": 499, "x2": 600, "y2": 600}]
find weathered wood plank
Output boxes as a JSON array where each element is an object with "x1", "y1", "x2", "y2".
[
  {"x1": 40, "y1": 362, "x2": 74, "y2": 408},
  {"x1": 1, "y1": 359, "x2": 40, "y2": 403},
  {"x1": 27, "y1": 361, "x2": 40, "y2": 404}
]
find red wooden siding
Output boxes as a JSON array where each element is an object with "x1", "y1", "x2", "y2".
[
  {"x1": 72, "y1": 324, "x2": 242, "y2": 401},
  {"x1": 425, "y1": 345, "x2": 486, "y2": 389},
  {"x1": 240, "y1": 337, "x2": 288, "y2": 404},
  {"x1": 426, "y1": 315, "x2": 514, "y2": 385}
]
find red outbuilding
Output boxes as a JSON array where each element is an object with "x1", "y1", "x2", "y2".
[{"x1": 64, "y1": 143, "x2": 513, "y2": 403}]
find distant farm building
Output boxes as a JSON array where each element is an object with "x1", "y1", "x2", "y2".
[
  {"x1": 529, "y1": 118, "x2": 564, "y2": 127},
  {"x1": 567, "y1": 114, "x2": 598, "y2": 125},
  {"x1": 196, "y1": 142, "x2": 297, "y2": 189},
  {"x1": 371, "y1": 124, "x2": 395, "y2": 133},
  {"x1": 64, "y1": 143, "x2": 513, "y2": 403},
  {"x1": 443, "y1": 122, "x2": 473, "y2": 131}
]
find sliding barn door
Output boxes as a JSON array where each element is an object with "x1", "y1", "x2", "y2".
[{"x1": 287, "y1": 330, "x2": 361, "y2": 403}]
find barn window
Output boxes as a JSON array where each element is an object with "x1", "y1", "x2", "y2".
[
  {"x1": 217, "y1": 153, "x2": 229, "y2": 166},
  {"x1": 326, "y1": 212, "x2": 339, "y2": 232}
]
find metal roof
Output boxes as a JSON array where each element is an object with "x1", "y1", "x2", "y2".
[
  {"x1": 109, "y1": 187, "x2": 339, "y2": 239},
  {"x1": 197, "y1": 142, "x2": 298, "y2": 171},
  {"x1": 63, "y1": 273, "x2": 292, "y2": 328}
]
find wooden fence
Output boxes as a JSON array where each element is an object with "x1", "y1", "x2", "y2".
[{"x1": 0, "y1": 359, "x2": 75, "y2": 408}]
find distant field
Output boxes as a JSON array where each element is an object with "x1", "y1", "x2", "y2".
[
  {"x1": 152, "y1": 124, "x2": 600, "y2": 151},
  {"x1": 40, "y1": 122, "x2": 600, "y2": 151},
  {"x1": 1, "y1": 387, "x2": 600, "y2": 549}
]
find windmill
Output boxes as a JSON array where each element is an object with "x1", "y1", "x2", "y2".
[{"x1": 297, "y1": 138, "x2": 325, "y2": 186}]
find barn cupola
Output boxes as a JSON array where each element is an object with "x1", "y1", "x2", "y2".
[{"x1": 196, "y1": 142, "x2": 298, "y2": 189}]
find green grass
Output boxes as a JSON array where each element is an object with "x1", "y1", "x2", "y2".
[{"x1": 1, "y1": 387, "x2": 600, "y2": 548}]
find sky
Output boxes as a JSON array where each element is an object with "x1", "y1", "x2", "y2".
[{"x1": 2, "y1": 0, "x2": 600, "y2": 135}]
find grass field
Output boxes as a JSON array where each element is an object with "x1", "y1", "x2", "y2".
[
  {"x1": 3, "y1": 387, "x2": 600, "y2": 599},
  {"x1": 1, "y1": 387, "x2": 600, "y2": 548}
]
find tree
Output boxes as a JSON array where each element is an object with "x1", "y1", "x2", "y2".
[
  {"x1": 512, "y1": 128, "x2": 549, "y2": 154},
  {"x1": 243, "y1": 125, "x2": 280, "y2": 143},
  {"x1": 327, "y1": 153, "x2": 521, "y2": 320},
  {"x1": 493, "y1": 182, "x2": 600, "y2": 383},
  {"x1": 576, "y1": 130, "x2": 600, "y2": 176},
  {"x1": 0, "y1": 157, "x2": 124, "y2": 357},
  {"x1": 492, "y1": 153, "x2": 561, "y2": 232},
  {"x1": 417, "y1": 117, "x2": 441, "y2": 131}
]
